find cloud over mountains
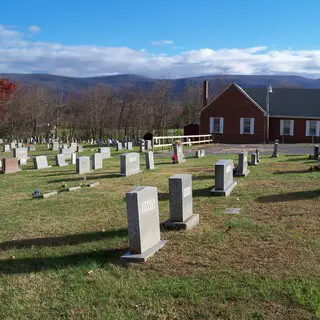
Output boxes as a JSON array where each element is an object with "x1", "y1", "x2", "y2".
[{"x1": 1, "y1": 25, "x2": 320, "y2": 79}]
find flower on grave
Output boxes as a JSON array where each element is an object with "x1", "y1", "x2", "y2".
[
  {"x1": 171, "y1": 154, "x2": 178, "y2": 164},
  {"x1": 58, "y1": 182, "x2": 68, "y2": 190},
  {"x1": 32, "y1": 189, "x2": 40, "y2": 196}
]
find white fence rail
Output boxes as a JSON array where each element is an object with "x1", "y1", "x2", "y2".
[{"x1": 152, "y1": 134, "x2": 213, "y2": 150}]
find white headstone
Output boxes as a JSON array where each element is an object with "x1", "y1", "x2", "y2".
[{"x1": 120, "y1": 153, "x2": 141, "y2": 176}]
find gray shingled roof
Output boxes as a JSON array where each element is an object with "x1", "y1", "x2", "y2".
[{"x1": 243, "y1": 87, "x2": 320, "y2": 118}]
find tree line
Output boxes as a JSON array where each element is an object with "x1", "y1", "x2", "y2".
[{"x1": 0, "y1": 78, "x2": 228, "y2": 141}]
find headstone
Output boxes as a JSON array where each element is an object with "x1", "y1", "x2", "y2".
[
  {"x1": 92, "y1": 153, "x2": 103, "y2": 170},
  {"x1": 77, "y1": 145, "x2": 83, "y2": 152},
  {"x1": 10, "y1": 142, "x2": 16, "y2": 149},
  {"x1": 120, "y1": 153, "x2": 141, "y2": 176},
  {"x1": 76, "y1": 156, "x2": 91, "y2": 174},
  {"x1": 272, "y1": 142, "x2": 279, "y2": 157},
  {"x1": 62, "y1": 144, "x2": 68, "y2": 148},
  {"x1": 187, "y1": 138, "x2": 192, "y2": 146},
  {"x1": 98, "y1": 147, "x2": 111, "y2": 159},
  {"x1": 165, "y1": 174, "x2": 199, "y2": 230},
  {"x1": 127, "y1": 142, "x2": 133, "y2": 150},
  {"x1": 145, "y1": 151, "x2": 155, "y2": 170},
  {"x1": 56, "y1": 154, "x2": 68, "y2": 167},
  {"x1": 195, "y1": 149, "x2": 205, "y2": 158},
  {"x1": 256, "y1": 148, "x2": 260, "y2": 163},
  {"x1": 121, "y1": 186, "x2": 167, "y2": 262},
  {"x1": 70, "y1": 142, "x2": 77, "y2": 153},
  {"x1": 173, "y1": 145, "x2": 186, "y2": 163},
  {"x1": 17, "y1": 142, "x2": 23, "y2": 148},
  {"x1": 146, "y1": 140, "x2": 152, "y2": 150},
  {"x1": 33, "y1": 156, "x2": 52, "y2": 170},
  {"x1": 13, "y1": 148, "x2": 28, "y2": 160},
  {"x1": 1, "y1": 158, "x2": 20, "y2": 174},
  {"x1": 234, "y1": 152, "x2": 250, "y2": 177},
  {"x1": 51, "y1": 142, "x2": 59, "y2": 151},
  {"x1": 211, "y1": 159, "x2": 237, "y2": 197},
  {"x1": 3, "y1": 144, "x2": 10, "y2": 152},
  {"x1": 28, "y1": 145, "x2": 36, "y2": 151},
  {"x1": 250, "y1": 153, "x2": 258, "y2": 166},
  {"x1": 59, "y1": 148, "x2": 72, "y2": 160},
  {"x1": 116, "y1": 142, "x2": 123, "y2": 151},
  {"x1": 314, "y1": 145, "x2": 319, "y2": 159},
  {"x1": 106, "y1": 139, "x2": 111, "y2": 147},
  {"x1": 71, "y1": 153, "x2": 77, "y2": 165},
  {"x1": 140, "y1": 140, "x2": 145, "y2": 152}
]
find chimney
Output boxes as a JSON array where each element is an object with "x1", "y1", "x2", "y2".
[{"x1": 202, "y1": 80, "x2": 208, "y2": 108}]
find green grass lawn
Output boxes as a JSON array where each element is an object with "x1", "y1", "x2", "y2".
[{"x1": 0, "y1": 145, "x2": 319, "y2": 320}]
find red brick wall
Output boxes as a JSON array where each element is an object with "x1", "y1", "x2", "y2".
[
  {"x1": 200, "y1": 84, "x2": 267, "y2": 143},
  {"x1": 269, "y1": 117, "x2": 320, "y2": 143}
]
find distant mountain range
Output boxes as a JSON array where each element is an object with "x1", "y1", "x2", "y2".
[{"x1": 1, "y1": 73, "x2": 320, "y2": 96}]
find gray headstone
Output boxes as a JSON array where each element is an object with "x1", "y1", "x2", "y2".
[
  {"x1": 127, "y1": 142, "x2": 133, "y2": 150},
  {"x1": 56, "y1": 154, "x2": 68, "y2": 167},
  {"x1": 33, "y1": 156, "x2": 52, "y2": 169},
  {"x1": 173, "y1": 145, "x2": 186, "y2": 163},
  {"x1": 76, "y1": 156, "x2": 91, "y2": 174},
  {"x1": 51, "y1": 142, "x2": 59, "y2": 151},
  {"x1": 3, "y1": 144, "x2": 10, "y2": 152},
  {"x1": 165, "y1": 174, "x2": 199, "y2": 230},
  {"x1": 92, "y1": 153, "x2": 103, "y2": 170},
  {"x1": 145, "y1": 151, "x2": 155, "y2": 170},
  {"x1": 250, "y1": 153, "x2": 258, "y2": 166},
  {"x1": 116, "y1": 142, "x2": 123, "y2": 151},
  {"x1": 314, "y1": 145, "x2": 319, "y2": 159},
  {"x1": 10, "y1": 142, "x2": 16, "y2": 149},
  {"x1": 120, "y1": 153, "x2": 141, "y2": 176},
  {"x1": 195, "y1": 149, "x2": 205, "y2": 158},
  {"x1": 121, "y1": 186, "x2": 166, "y2": 262},
  {"x1": 59, "y1": 148, "x2": 72, "y2": 160},
  {"x1": 71, "y1": 153, "x2": 77, "y2": 165},
  {"x1": 17, "y1": 142, "x2": 23, "y2": 148},
  {"x1": 272, "y1": 142, "x2": 279, "y2": 157},
  {"x1": 77, "y1": 145, "x2": 83, "y2": 152},
  {"x1": 146, "y1": 140, "x2": 152, "y2": 150},
  {"x1": 13, "y1": 148, "x2": 28, "y2": 160},
  {"x1": 98, "y1": 147, "x2": 111, "y2": 159},
  {"x1": 28, "y1": 145, "x2": 36, "y2": 151},
  {"x1": 211, "y1": 159, "x2": 237, "y2": 197},
  {"x1": 235, "y1": 152, "x2": 250, "y2": 177}
]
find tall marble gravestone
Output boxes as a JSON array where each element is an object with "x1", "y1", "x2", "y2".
[
  {"x1": 234, "y1": 152, "x2": 250, "y2": 177},
  {"x1": 121, "y1": 186, "x2": 167, "y2": 262},
  {"x1": 92, "y1": 153, "x2": 103, "y2": 170},
  {"x1": 3, "y1": 145, "x2": 10, "y2": 152},
  {"x1": 59, "y1": 148, "x2": 72, "y2": 160},
  {"x1": 70, "y1": 142, "x2": 77, "y2": 153},
  {"x1": 255, "y1": 148, "x2": 260, "y2": 163},
  {"x1": 56, "y1": 154, "x2": 68, "y2": 167},
  {"x1": 76, "y1": 156, "x2": 91, "y2": 174},
  {"x1": 120, "y1": 153, "x2": 141, "y2": 176},
  {"x1": 313, "y1": 145, "x2": 319, "y2": 159},
  {"x1": 1, "y1": 158, "x2": 20, "y2": 174},
  {"x1": 211, "y1": 159, "x2": 237, "y2": 197},
  {"x1": 165, "y1": 174, "x2": 199, "y2": 230},
  {"x1": 173, "y1": 145, "x2": 186, "y2": 163},
  {"x1": 116, "y1": 142, "x2": 123, "y2": 151},
  {"x1": 33, "y1": 156, "x2": 52, "y2": 169},
  {"x1": 145, "y1": 151, "x2": 155, "y2": 170},
  {"x1": 98, "y1": 147, "x2": 111, "y2": 159},
  {"x1": 145, "y1": 140, "x2": 152, "y2": 150},
  {"x1": 250, "y1": 153, "x2": 258, "y2": 166},
  {"x1": 140, "y1": 140, "x2": 145, "y2": 152},
  {"x1": 272, "y1": 142, "x2": 279, "y2": 157},
  {"x1": 71, "y1": 153, "x2": 77, "y2": 165}
]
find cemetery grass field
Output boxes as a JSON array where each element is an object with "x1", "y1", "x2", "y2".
[{"x1": 0, "y1": 146, "x2": 319, "y2": 320}]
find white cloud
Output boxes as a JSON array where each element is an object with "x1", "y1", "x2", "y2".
[
  {"x1": 150, "y1": 40, "x2": 174, "y2": 46},
  {"x1": 1, "y1": 26, "x2": 320, "y2": 78},
  {"x1": 28, "y1": 25, "x2": 41, "y2": 33}
]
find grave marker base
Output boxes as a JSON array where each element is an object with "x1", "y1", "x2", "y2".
[
  {"x1": 234, "y1": 169, "x2": 250, "y2": 177},
  {"x1": 121, "y1": 240, "x2": 167, "y2": 262},
  {"x1": 211, "y1": 181, "x2": 237, "y2": 197},
  {"x1": 164, "y1": 214, "x2": 199, "y2": 230}
]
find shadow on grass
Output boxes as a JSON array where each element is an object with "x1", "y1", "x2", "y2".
[
  {"x1": 279, "y1": 157, "x2": 312, "y2": 163},
  {"x1": 0, "y1": 248, "x2": 128, "y2": 274},
  {"x1": 256, "y1": 190, "x2": 320, "y2": 203},
  {"x1": 0, "y1": 229, "x2": 128, "y2": 251},
  {"x1": 192, "y1": 175, "x2": 212, "y2": 181},
  {"x1": 48, "y1": 173, "x2": 122, "y2": 183},
  {"x1": 273, "y1": 170, "x2": 311, "y2": 175}
]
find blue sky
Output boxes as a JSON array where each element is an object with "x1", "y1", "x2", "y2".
[{"x1": 1, "y1": 0, "x2": 320, "y2": 78}]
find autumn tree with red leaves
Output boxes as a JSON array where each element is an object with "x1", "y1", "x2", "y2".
[{"x1": 0, "y1": 79, "x2": 17, "y2": 120}]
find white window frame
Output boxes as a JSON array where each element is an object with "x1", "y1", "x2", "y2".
[
  {"x1": 240, "y1": 118, "x2": 254, "y2": 135},
  {"x1": 210, "y1": 117, "x2": 224, "y2": 134},
  {"x1": 280, "y1": 119, "x2": 294, "y2": 136},
  {"x1": 305, "y1": 120, "x2": 320, "y2": 137}
]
